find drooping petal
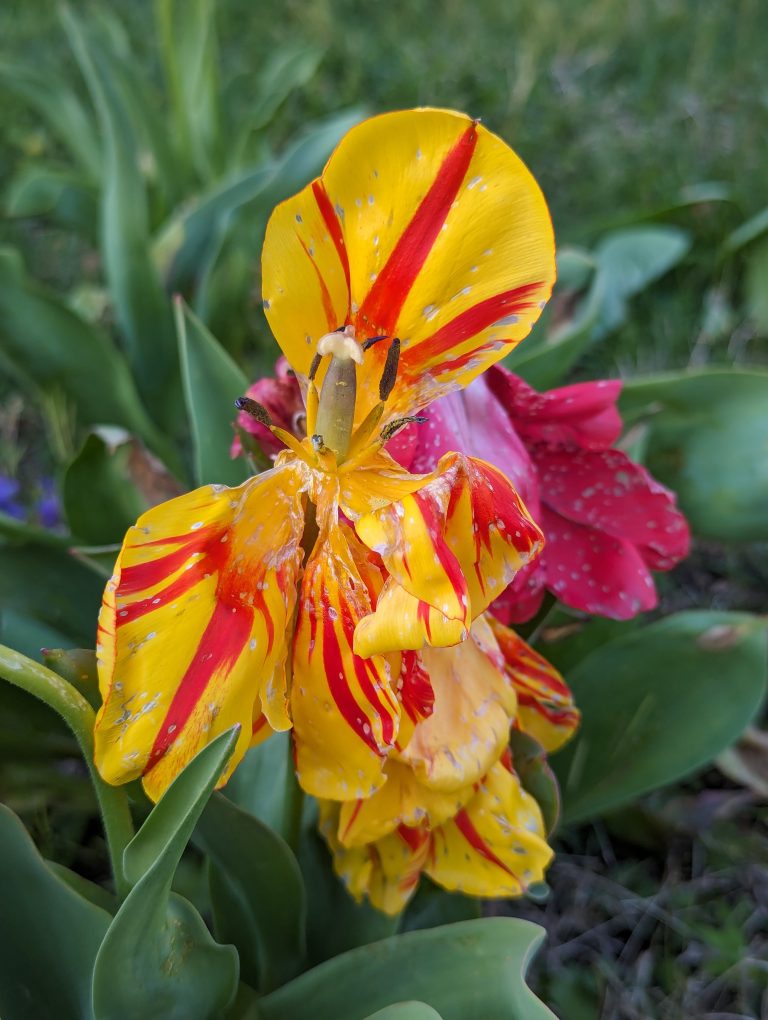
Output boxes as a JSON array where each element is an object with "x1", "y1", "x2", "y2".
[
  {"x1": 336, "y1": 760, "x2": 472, "y2": 848},
  {"x1": 355, "y1": 453, "x2": 542, "y2": 652},
  {"x1": 426, "y1": 754, "x2": 552, "y2": 897},
  {"x1": 488, "y1": 616, "x2": 580, "y2": 753},
  {"x1": 396, "y1": 617, "x2": 517, "y2": 792},
  {"x1": 540, "y1": 505, "x2": 658, "y2": 618},
  {"x1": 536, "y1": 447, "x2": 690, "y2": 563},
  {"x1": 262, "y1": 108, "x2": 555, "y2": 425},
  {"x1": 353, "y1": 578, "x2": 467, "y2": 659},
  {"x1": 94, "y1": 462, "x2": 308, "y2": 801},
  {"x1": 338, "y1": 449, "x2": 426, "y2": 519},
  {"x1": 291, "y1": 515, "x2": 400, "y2": 800},
  {"x1": 487, "y1": 368, "x2": 624, "y2": 450},
  {"x1": 320, "y1": 800, "x2": 431, "y2": 916}
]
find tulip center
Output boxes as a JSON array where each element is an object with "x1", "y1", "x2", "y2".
[{"x1": 313, "y1": 326, "x2": 362, "y2": 460}]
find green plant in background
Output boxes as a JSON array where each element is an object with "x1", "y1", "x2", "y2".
[{"x1": 1, "y1": 2, "x2": 767, "y2": 1019}]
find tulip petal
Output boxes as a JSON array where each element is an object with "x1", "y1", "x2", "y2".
[
  {"x1": 94, "y1": 463, "x2": 308, "y2": 801},
  {"x1": 488, "y1": 616, "x2": 580, "y2": 753},
  {"x1": 355, "y1": 453, "x2": 542, "y2": 649},
  {"x1": 292, "y1": 519, "x2": 400, "y2": 800},
  {"x1": 262, "y1": 108, "x2": 554, "y2": 426},
  {"x1": 396, "y1": 617, "x2": 517, "y2": 792},
  {"x1": 339, "y1": 449, "x2": 426, "y2": 519},
  {"x1": 426, "y1": 755, "x2": 552, "y2": 897}
]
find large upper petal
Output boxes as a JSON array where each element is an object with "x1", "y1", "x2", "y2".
[
  {"x1": 354, "y1": 452, "x2": 543, "y2": 654},
  {"x1": 291, "y1": 515, "x2": 400, "y2": 801},
  {"x1": 94, "y1": 462, "x2": 308, "y2": 801},
  {"x1": 262, "y1": 108, "x2": 555, "y2": 425}
]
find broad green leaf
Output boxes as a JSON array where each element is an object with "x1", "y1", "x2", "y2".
[
  {"x1": 224, "y1": 731, "x2": 295, "y2": 840},
  {"x1": 176, "y1": 298, "x2": 250, "y2": 486},
  {"x1": 592, "y1": 225, "x2": 691, "y2": 337},
  {"x1": 5, "y1": 164, "x2": 98, "y2": 238},
  {"x1": 0, "y1": 249, "x2": 178, "y2": 470},
  {"x1": 300, "y1": 821, "x2": 399, "y2": 965},
  {"x1": 258, "y1": 918, "x2": 555, "y2": 1020},
  {"x1": 63, "y1": 430, "x2": 149, "y2": 545},
  {"x1": 155, "y1": 0, "x2": 221, "y2": 181},
  {"x1": 553, "y1": 611, "x2": 768, "y2": 824},
  {"x1": 46, "y1": 860, "x2": 117, "y2": 914},
  {"x1": 0, "y1": 804, "x2": 111, "y2": 1020},
  {"x1": 619, "y1": 368, "x2": 768, "y2": 540},
  {"x1": 365, "y1": 1005, "x2": 443, "y2": 1020},
  {"x1": 197, "y1": 791, "x2": 307, "y2": 991},
  {"x1": 62, "y1": 7, "x2": 177, "y2": 416},
  {"x1": 93, "y1": 729, "x2": 240, "y2": 1020},
  {"x1": 0, "y1": 59, "x2": 101, "y2": 178},
  {"x1": 0, "y1": 544, "x2": 103, "y2": 650}
]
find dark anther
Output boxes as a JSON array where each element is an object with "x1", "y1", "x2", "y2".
[
  {"x1": 308, "y1": 352, "x2": 323, "y2": 381},
  {"x1": 235, "y1": 396, "x2": 272, "y2": 427},
  {"x1": 311, "y1": 433, "x2": 325, "y2": 452},
  {"x1": 380, "y1": 414, "x2": 427, "y2": 443},
  {"x1": 361, "y1": 334, "x2": 389, "y2": 351},
  {"x1": 379, "y1": 338, "x2": 401, "y2": 401}
]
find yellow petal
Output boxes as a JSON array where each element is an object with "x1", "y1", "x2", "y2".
[
  {"x1": 488, "y1": 616, "x2": 581, "y2": 753},
  {"x1": 354, "y1": 453, "x2": 543, "y2": 650},
  {"x1": 319, "y1": 800, "x2": 430, "y2": 916},
  {"x1": 353, "y1": 578, "x2": 466, "y2": 659},
  {"x1": 426, "y1": 754, "x2": 552, "y2": 897},
  {"x1": 336, "y1": 760, "x2": 472, "y2": 848},
  {"x1": 339, "y1": 449, "x2": 426, "y2": 519},
  {"x1": 94, "y1": 462, "x2": 308, "y2": 801},
  {"x1": 396, "y1": 617, "x2": 516, "y2": 792},
  {"x1": 291, "y1": 518, "x2": 400, "y2": 800},
  {"x1": 262, "y1": 108, "x2": 555, "y2": 427}
]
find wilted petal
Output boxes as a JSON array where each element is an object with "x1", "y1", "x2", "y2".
[
  {"x1": 292, "y1": 518, "x2": 400, "y2": 800},
  {"x1": 488, "y1": 616, "x2": 580, "y2": 753},
  {"x1": 94, "y1": 463, "x2": 308, "y2": 801},
  {"x1": 262, "y1": 109, "x2": 554, "y2": 427},
  {"x1": 426, "y1": 753, "x2": 552, "y2": 897},
  {"x1": 355, "y1": 453, "x2": 542, "y2": 651}
]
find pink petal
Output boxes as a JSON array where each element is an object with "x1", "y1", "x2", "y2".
[
  {"x1": 540, "y1": 506, "x2": 658, "y2": 619},
  {"x1": 232, "y1": 357, "x2": 304, "y2": 460},
  {"x1": 534, "y1": 447, "x2": 689, "y2": 567},
  {"x1": 487, "y1": 366, "x2": 623, "y2": 449}
]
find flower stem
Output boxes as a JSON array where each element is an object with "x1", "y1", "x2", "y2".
[
  {"x1": 0, "y1": 643, "x2": 134, "y2": 899},
  {"x1": 284, "y1": 733, "x2": 305, "y2": 854}
]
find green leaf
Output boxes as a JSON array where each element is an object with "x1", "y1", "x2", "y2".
[
  {"x1": 196, "y1": 791, "x2": 306, "y2": 991},
  {"x1": 258, "y1": 918, "x2": 555, "y2": 1020},
  {"x1": 508, "y1": 730, "x2": 560, "y2": 836},
  {"x1": 299, "y1": 822, "x2": 400, "y2": 965},
  {"x1": 744, "y1": 235, "x2": 768, "y2": 333},
  {"x1": 364, "y1": 1005, "x2": 444, "y2": 1020},
  {"x1": 42, "y1": 647, "x2": 101, "y2": 710},
  {"x1": 223, "y1": 731, "x2": 295, "y2": 839},
  {"x1": 399, "y1": 879, "x2": 481, "y2": 934},
  {"x1": 553, "y1": 611, "x2": 768, "y2": 824},
  {"x1": 92, "y1": 729, "x2": 241, "y2": 1020},
  {"x1": 0, "y1": 544, "x2": 103, "y2": 650},
  {"x1": 155, "y1": 0, "x2": 220, "y2": 181},
  {"x1": 619, "y1": 368, "x2": 768, "y2": 540},
  {"x1": 0, "y1": 609, "x2": 77, "y2": 663},
  {"x1": 5, "y1": 164, "x2": 98, "y2": 238},
  {"x1": 63, "y1": 429, "x2": 149, "y2": 545},
  {"x1": 46, "y1": 860, "x2": 117, "y2": 914},
  {"x1": 592, "y1": 225, "x2": 691, "y2": 337},
  {"x1": 722, "y1": 205, "x2": 768, "y2": 257},
  {"x1": 245, "y1": 43, "x2": 325, "y2": 135},
  {"x1": 0, "y1": 249, "x2": 179, "y2": 471},
  {"x1": 62, "y1": 6, "x2": 177, "y2": 416},
  {"x1": 0, "y1": 804, "x2": 111, "y2": 1020},
  {"x1": 0, "y1": 59, "x2": 102, "y2": 179},
  {"x1": 176, "y1": 298, "x2": 250, "y2": 486}
]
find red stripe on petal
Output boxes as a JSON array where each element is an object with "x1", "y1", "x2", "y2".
[
  {"x1": 144, "y1": 600, "x2": 253, "y2": 775},
  {"x1": 312, "y1": 179, "x2": 351, "y2": 296},
  {"x1": 341, "y1": 798, "x2": 364, "y2": 842},
  {"x1": 298, "y1": 235, "x2": 338, "y2": 332},
  {"x1": 119, "y1": 526, "x2": 223, "y2": 595},
  {"x1": 453, "y1": 808, "x2": 514, "y2": 878},
  {"x1": 413, "y1": 490, "x2": 469, "y2": 619},
  {"x1": 338, "y1": 596, "x2": 397, "y2": 745},
  {"x1": 358, "y1": 123, "x2": 478, "y2": 336},
  {"x1": 402, "y1": 282, "x2": 542, "y2": 373}
]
